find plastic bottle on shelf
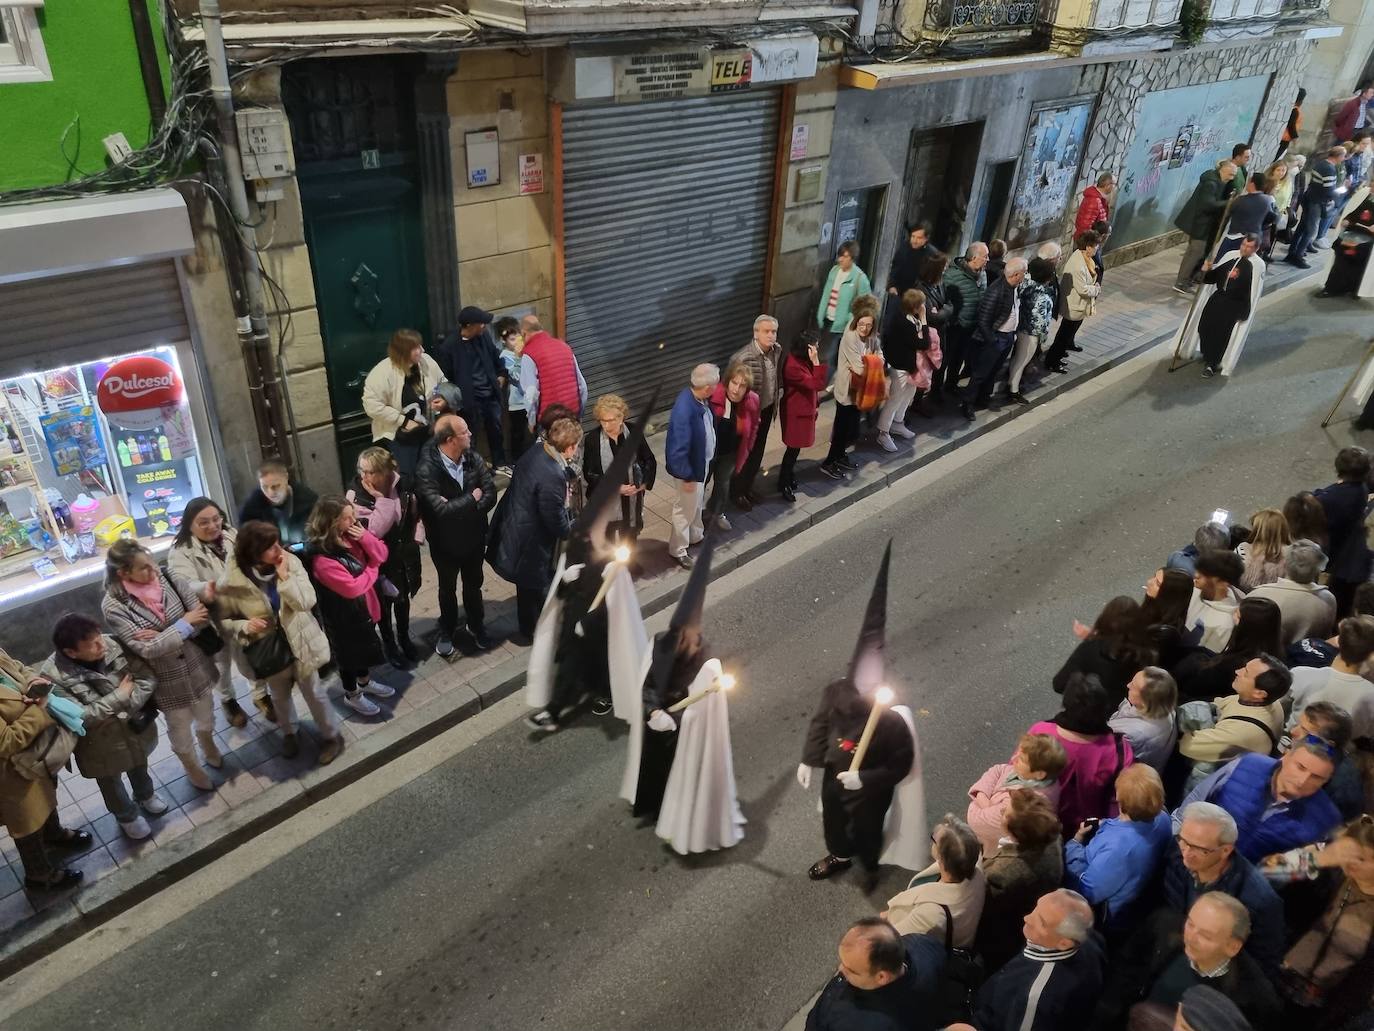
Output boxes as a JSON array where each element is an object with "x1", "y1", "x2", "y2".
[
  {"x1": 127, "y1": 437, "x2": 142, "y2": 465},
  {"x1": 157, "y1": 433, "x2": 172, "y2": 461},
  {"x1": 117, "y1": 439, "x2": 130, "y2": 467}
]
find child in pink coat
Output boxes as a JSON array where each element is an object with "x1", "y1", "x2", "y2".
[{"x1": 966, "y1": 732, "x2": 1067, "y2": 856}]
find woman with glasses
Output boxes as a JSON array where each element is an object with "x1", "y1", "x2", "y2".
[
  {"x1": 582, "y1": 394, "x2": 656, "y2": 559},
  {"x1": 346, "y1": 447, "x2": 423, "y2": 669}
]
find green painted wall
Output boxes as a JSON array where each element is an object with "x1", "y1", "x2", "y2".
[{"x1": 0, "y1": 0, "x2": 170, "y2": 192}]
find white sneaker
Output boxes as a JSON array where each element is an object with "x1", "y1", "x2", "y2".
[
  {"x1": 715, "y1": 514, "x2": 732, "y2": 531},
  {"x1": 121, "y1": 815, "x2": 153, "y2": 841},
  {"x1": 344, "y1": 691, "x2": 381, "y2": 717},
  {"x1": 891, "y1": 425, "x2": 916, "y2": 440},
  {"x1": 139, "y1": 792, "x2": 169, "y2": 817},
  {"x1": 360, "y1": 680, "x2": 395, "y2": 699},
  {"x1": 877, "y1": 432, "x2": 898, "y2": 453}
]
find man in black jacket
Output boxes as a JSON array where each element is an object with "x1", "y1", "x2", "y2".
[
  {"x1": 1093, "y1": 893, "x2": 1279, "y2": 1031},
  {"x1": 237, "y1": 459, "x2": 317, "y2": 551},
  {"x1": 805, "y1": 918, "x2": 946, "y2": 1031},
  {"x1": 960, "y1": 258, "x2": 1026, "y2": 421},
  {"x1": 436, "y1": 306, "x2": 508, "y2": 471},
  {"x1": 415, "y1": 415, "x2": 496, "y2": 656}
]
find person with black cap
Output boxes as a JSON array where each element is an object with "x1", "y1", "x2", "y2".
[
  {"x1": 620, "y1": 537, "x2": 741, "y2": 855},
  {"x1": 523, "y1": 393, "x2": 655, "y2": 733},
  {"x1": 1174, "y1": 985, "x2": 1253, "y2": 1031},
  {"x1": 799, "y1": 543, "x2": 918, "y2": 890},
  {"x1": 437, "y1": 306, "x2": 508, "y2": 472}
]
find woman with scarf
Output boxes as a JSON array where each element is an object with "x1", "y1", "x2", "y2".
[
  {"x1": 42, "y1": 613, "x2": 165, "y2": 842},
  {"x1": 820, "y1": 299, "x2": 883, "y2": 481},
  {"x1": 583, "y1": 394, "x2": 657, "y2": 565},
  {"x1": 304, "y1": 495, "x2": 396, "y2": 718},
  {"x1": 102, "y1": 539, "x2": 220, "y2": 791},
  {"x1": 1026, "y1": 673, "x2": 1133, "y2": 836},
  {"x1": 706, "y1": 363, "x2": 760, "y2": 531},
  {"x1": 1263, "y1": 815, "x2": 1374, "y2": 1028},
  {"x1": 169, "y1": 497, "x2": 271, "y2": 728},
  {"x1": 346, "y1": 447, "x2": 423, "y2": 669},
  {"x1": 362, "y1": 328, "x2": 447, "y2": 475},
  {"x1": 0, "y1": 647, "x2": 87, "y2": 890},
  {"x1": 218, "y1": 520, "x2": 343, "y2": 763}
]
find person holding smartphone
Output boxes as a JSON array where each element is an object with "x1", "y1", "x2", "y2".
[{"x1": 1, "y1": 649, "x2": 89, "y2": 890}]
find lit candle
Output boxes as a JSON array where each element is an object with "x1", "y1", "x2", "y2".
[
  {"x1": 588, "y1": 545, "x2": 633, "y2": 612},
  {"x1": 667, "y1": 672, "x2": 735, "y2": 712},
  {"x1": 848, "y1": 686, "x2": 894, "y2": 773}
]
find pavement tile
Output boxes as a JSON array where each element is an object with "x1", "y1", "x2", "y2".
[
  {"x1": 0, "y1": 887, "x2": 35, "y2": 926},
  {"x1": 105, "y1": 833, "x2": 157, "y2": 869},
  {"x1": 182, "y1": 792, "x2": 229, "y2": 828},
  {"x1": 216, "y1": 770, "x2": 265, "y2": 809},
  {"x1": 149, "y1": 808, "x2": 194, "y2": 845},
  {"x1": 0, "y1": 860, "x2": 20, "y2": 898},
  {"x1": 69, "y1": 845, "x2": 119, "y2": 885},
  {"x1": 89, "y1": 813, "x2": 123, "y2": 847}
]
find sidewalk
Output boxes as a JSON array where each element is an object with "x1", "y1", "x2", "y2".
[{"x1": 0, "y1": 244, "x2": 1324, "y2": 975}]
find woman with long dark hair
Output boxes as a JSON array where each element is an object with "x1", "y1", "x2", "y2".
[
  {"x1": 1174, "y1": 596, "x2": 1284, "y2": 702},
  {"x1": 777, "y1": 330, "x2": 828, "y2": 503},
  {"x1": 1053, "y1": 596, "x2": 1154, "y2": 707},
  {"x1": 1285, "y1": 490, "x2": 1330, "y2": 554},
  {"x1": 304, "y1": 495, "x2": 396, "y2": 717},
  {"x1": 217, "y1": 521, "x2": 343, "y2": 763}
]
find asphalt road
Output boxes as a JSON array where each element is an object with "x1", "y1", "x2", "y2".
[{"x1": 4, "y1": 287, "x2": 1371, "y2": 1031}]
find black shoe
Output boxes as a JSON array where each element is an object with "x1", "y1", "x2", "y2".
[
  {"x1": 25, "y1": 867, "x2": 83, "y2": 892},
  {"x1": 818, "y1": 462, "x2": 843, "y2": 480},
  {"x1": 1010, "y1": 391, "x2": 1030, "y2": 406},
  {"x1": 524, "y1": 710, "x2": 559, "y2": 733},
  {"x1": 781, "y1": 485, "x2": 796, "y2": 503},
  {"x1": 468, "y1": 627, "x2": 495, "y2": 652},
  {"x1": 48, "y1": 828, "x2": 93, "y2": 853},
  {"x1": 838, "y1": 456, "x2": 859, "y2": 471},
  {"x1": 591, "y1": 697, "x2": 612, "y2": 717},
  {"x1": 674, "y1": 554, "x2": 694, "y2": 570},
  {"x1": 1291, "y1": 257, "x2": 1312, "y2": 269},
  {"x1": 382, "y1": 639, "x2": 408, "y2": 670},
  {"x1": 398, "y1": 636, "x2": 421, "y2": 663},
  {"x1": 1048, "y1": 362, "x2": 1068, "y2": 374},
  {"x1": 281, "y1": 732, "x2": 300, "y2": 759},
  {"x1": 959, "y1": 402, "x2": 975, "y2": 421},
  {"x1": 807, "y1": 854, "x2": 853, "y2": 880},
  {"x1": 1067, "y1": 343, "x2": 1083, "y2": 352},
  {"x1": 733, "y1": 495, "x2": 754, "y2": 512},
  {"x1": 222, "y1": 699, "x2": 248, "y2": 729}
]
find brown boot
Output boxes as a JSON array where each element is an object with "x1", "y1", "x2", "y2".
[
  {"x1": 197, "y1": 730, "x2": 223, "y2": 769},
  {"x1": 175, "y1": 750, "x2": 213, "y2": 791}
]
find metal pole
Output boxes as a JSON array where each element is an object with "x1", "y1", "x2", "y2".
[{"x1": 198, "y1": 0, "x2": 292, "y2": 469}]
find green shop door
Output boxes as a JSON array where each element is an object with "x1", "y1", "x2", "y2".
[{"x1": 285, "y1": 57, "x2": 432, "y2": 478}]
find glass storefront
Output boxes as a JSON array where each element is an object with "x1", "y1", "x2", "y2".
[{"x1": 0, "y1": 344, "x2": 209, "y2": 605}]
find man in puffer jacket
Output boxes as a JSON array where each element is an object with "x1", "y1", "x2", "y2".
[{"x1": 936, "y1": 243, "x2": 988, "y2": 396}]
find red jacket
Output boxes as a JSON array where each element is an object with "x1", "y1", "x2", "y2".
[
  {"x1": 523, "y1": 330, "x2": 581, "y2": 421},
  {"x1": 1074, "y1": 185, "x2": 1110, "y2": 236},
  {"x1": 779, "y1": 354, "x2": 829, "y2": 449},
  {"x1": 1334, "y1": 95, "x2": 1368, "y2": 144},
  {"x1": 708, "y1": 384, "x2": 760, "y2": 473}
]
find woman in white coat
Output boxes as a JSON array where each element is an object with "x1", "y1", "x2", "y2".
[
  {"x1": 215, "y1": 520, "x2": 342, "y2": 764},
  {"x1": 361, "y1": 328, "x2": 446, "y2": 475},
  {"x1": 1044, "y1": 229, "x2": 1102, "y2": 373}
]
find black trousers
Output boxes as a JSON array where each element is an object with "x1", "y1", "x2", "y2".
[
  {"x1": 936, "y1": 323, "x2": 972, "y2": 394},
  {"x1": 779, "y1": 446, "x2": 800, "y2": 489},
  {"x1": 463, "y1": 395, "x2": 506, "y2": 466},
  {"x1": 433, "y1": 550, "x2": 485, "y2": 636},
  {"x1": 820, "y1": 767, "x2": 892, "y2": 871},
  {"x1": 506, "y1": 408, "x2": 530, "y2": 463},
  {"x1": 379, "y1": 594, "x2": 411, "y2": 644},
  {"x1": 14, "y1": 807, "x2": 66, "y2": 879},
  {"x1": 1045, "y1": 318, "x2": 1083, "y2": 367},
  {"x1": 824, "y1": 403, "x2": 861, "y2": 465},
  {"x1": 707, "y1": 451, "x2": 736, "y2": 518},
  {"x1": 515, "y1": 585, "x2": 545, "y2": 637},
  {"x1": 733, "y1": 403, "x2": 774, "y2": 499}
]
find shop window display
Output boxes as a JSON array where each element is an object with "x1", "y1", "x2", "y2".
[{"x1": 0, "y1": 346, "x2": 207, "y2": 601}]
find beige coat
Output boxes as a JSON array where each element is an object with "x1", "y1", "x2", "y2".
[
  {"x1": 215, "y1": 554, "x2": 331, "y2": 679},
  {"x1": 1061, "y1": 249, "x2": 1101, "y2": 321},
  {"x1": 832, "y1": 328, "x2": 883, "y2": 407},
  {"x1": 362, "y1": 354, "x2": 446, "y2": 442},
  {"x1": 0, "y1": 651, "x2": 63, "y2": 838},
  {"x1": 168, "y1": 527, "x2": 238, "y2": 594}
]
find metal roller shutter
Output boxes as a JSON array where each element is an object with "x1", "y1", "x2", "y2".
[
  {"x1": 0, "y1": 261, "x2": 191, "y2": 377},
  {"x1": 562, "y1": 90, "x2": 780, "y2": 415}
]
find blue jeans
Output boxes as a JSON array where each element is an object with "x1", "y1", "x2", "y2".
[
  {"x1": 1287, "y1": 202, "x2": 1324, "y2": 260},
  {"x1": 962, "y1": 331, "x2": 1016, "y2": 406},
  {"x1": 97, "y1": 765, "x2": 156, "y2": 823}
]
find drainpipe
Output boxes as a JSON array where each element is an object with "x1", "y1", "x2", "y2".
[
  {"x1": 198, "y1": 0, "x2": 293, "y2": 469},
  {"x1": 127, "y1": 0, "x2": 167, "y2": 129}
]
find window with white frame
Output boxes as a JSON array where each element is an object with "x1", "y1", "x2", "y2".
[{"x1": 0, "y1": 1, "x2": 52, "y2": 84}]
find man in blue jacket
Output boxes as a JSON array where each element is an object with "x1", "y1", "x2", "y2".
[
  {"x1": 664, "y1": 364, "x2": 718, "y2": 571},
  {"x1": 437, "y1": 306, "x2": 509, "y2": 471},
  {"x1": 806, "y1": 918, "x2": 945, "y2": 1031}
]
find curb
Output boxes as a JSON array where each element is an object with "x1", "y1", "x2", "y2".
[{"x1": 0, "y1": 264, "x2": 1321, "y2": 981}]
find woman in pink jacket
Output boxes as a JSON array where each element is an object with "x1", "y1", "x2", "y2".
[
  {"x1": 966, "y1": 731, "x2": 1067, "y2": 857},
  {"x1": 706, "y1": 361, "x2": 760, "y2": 531},
  {"x1": 304, "y1": 495, "x2": 396, "y2": 717}
]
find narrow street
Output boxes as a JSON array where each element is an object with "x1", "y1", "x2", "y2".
[{"x1": 3, "y1": 287, "x2": 1371, "y2": 1031}]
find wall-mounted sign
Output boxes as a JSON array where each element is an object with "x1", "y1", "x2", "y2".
[
  {"x1": 465, "y1": 129, "x2": 500, "y2": 188},
  {"x1": 790, "y1": 123, "x2": 810, "y2": 161},
  {"x1": 97, "y1": 355, "x2": 183, "y2": 428},
  {"x1": 519, "y1": 153, "x2": 544, "y2": 195},
  {"x1": 613, "y1": 48, "x2": 752, "y2": 103}
]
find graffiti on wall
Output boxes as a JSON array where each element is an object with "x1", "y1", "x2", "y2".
[
  {"x1": 1111, "y1": 75, "x2": 1268, "y2": 248},
  {"x1": 1004, "y1": 97, "x2": 1095, "y2": 249}
]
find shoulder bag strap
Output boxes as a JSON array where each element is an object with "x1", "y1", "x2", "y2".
[
  {"x1": 1218, "y1": 713, "x2": 1280, "y2": 749},
  {"x1": 1113, "y1": 732, "x2": 1126, "y2": 780},
  {"x1": 939, "y1": 902, "x2": 954, "y2": 953}
]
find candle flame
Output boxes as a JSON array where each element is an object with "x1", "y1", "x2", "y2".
[
  {"x1": 718, "y1": 673, "x2": 736, "y2": 691},
  {"x1": 614, "y1": 544, "x2": 632, "y2": 564},
  {"x1": 875, "y1": 686, "x2": 894, "y2": 705}
]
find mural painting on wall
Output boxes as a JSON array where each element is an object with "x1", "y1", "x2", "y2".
[
  {"x1": 1111, "y1": 75, "x2": 1268, "y2": 249},
  {"x1": 1004, "y1": 97, "x2": 1096, "y2": 250}
]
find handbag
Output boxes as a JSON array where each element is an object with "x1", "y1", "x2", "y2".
[
  {"x1": 190, "y1": 624, "x2": 224, "y2": 657},
  {"x1": 242, "y1": 625, "x2": 294, "y2": 679},
  {"x1": 929, "y1": 903, "x2": 986, "y2": 1027}
]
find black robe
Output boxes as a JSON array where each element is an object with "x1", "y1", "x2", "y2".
[
  {"x1": 633, "y1": 633, "x2": 706, "y2": 819},
  {"x1": 1198, "y1": 257, "x2": 1255, "y2": 366},
  {"x1": 1325, "y1": 195, "x2": 1374, "y2": 296},
  {"x1": 548, "y1": 559, "x2": 611, "y2": 715}
]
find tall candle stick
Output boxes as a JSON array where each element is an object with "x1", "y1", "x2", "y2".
[
  {"x1": 588, "y1": 544, "x2": 633, "y2": 612},
  {"x1": 849, "y1": 686, "x2": 894, "y2": 773},
  {"x1": 667, "y1": 672, "x2": 735, "y2": 713}
]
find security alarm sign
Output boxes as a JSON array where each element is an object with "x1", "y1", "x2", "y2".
[{"x1": 519, "y1": 153, "x2": 544, "y2": 195}]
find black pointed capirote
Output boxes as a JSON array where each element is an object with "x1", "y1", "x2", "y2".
[{"x1": 848, "y1": 540, "x2": 892, "y2": 694}]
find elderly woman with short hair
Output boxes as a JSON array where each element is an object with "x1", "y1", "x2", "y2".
[
  {"x1": 1109, "y1": 666, "x2": 1179, "y2": 771},
  {"x1": 707, "y1": 362, "x2": 761, "y2": 530},
  {"x1": 883, "y1": 814, "x2": 986, "y2": 947},
  {"x1": 976, "y1": 790, "x2": 1065, "y2": 969},
  {"x1": 1247, "y1": 538, "x2": 1338, "y2": 647},
  {"x1": 583, "y1": 393, "x2": 657, "y2": 557}
]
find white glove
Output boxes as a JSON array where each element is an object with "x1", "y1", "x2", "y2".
[
  {"x1": 837, "y1": 770, "x2": 863, "y2": 791},
  {"x1": 796, "y1": 764, "x2": 813, "y2": 790},
  {"x1": 647, "y1": 710, "x2": 676, "y2": 733},
  {"x1": 561, "y1": 563, "x2": 586, "y2": 584}
]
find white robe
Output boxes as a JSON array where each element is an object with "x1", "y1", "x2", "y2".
[
  {"x1": 524, "y1": 557, "x2": 648, "y2": 724},
  {"x1": 619, "y1": 648, "x2": 655, "y2": 806},
  {"x1": 1173, "y1": 252, "x2": 1265, "y2": 376},
  {"x1": 655, "y1": 658, "x2": 746, "y2": 855},
  {"x1": 878, "y1": 705, "x2": 928, "y2": 871}
]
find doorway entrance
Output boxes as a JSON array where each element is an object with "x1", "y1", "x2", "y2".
[
  {"x1": 283, "y1": 57, "x2": 432, "y2": 478},
  {"x1": 832, "y1": 184, "x2": 888, "y2": 281},
  {"x1": 902, "y1": 122, "x2": 985, "y2": 255},
  {"x1": 975, "y1": 159, "x2": 1017, "y2": 244}
]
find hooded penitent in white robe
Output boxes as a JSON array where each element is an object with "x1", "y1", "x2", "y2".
[
  {"x1": 619, "y1": 648, "x2": 655, "y2": 806},
  {"x1": 1173, "y1": 251, "x2": 1265, "y2": 376},
  {"x1": 655, "y1": 658, "x2": 746, "y2": 855},
  {"x1": 878, "y1": 705, "x2": 928, "y2": 871},
  {"x1": 523, "y1": 554, "x2": 566, "y2": 711}
]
